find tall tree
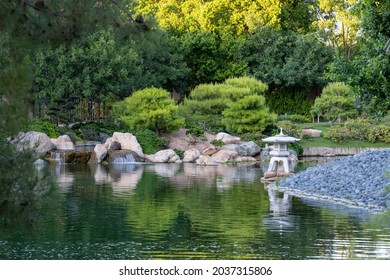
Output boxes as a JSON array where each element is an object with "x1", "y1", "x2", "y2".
[
  {"x1": 131, "y1": 0, "x2": 283, "y2": 35},
  {"x1": 326, "y1": 0, "x2": 390, "y2": 115}
]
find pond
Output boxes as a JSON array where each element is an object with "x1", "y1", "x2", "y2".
[{"x1": 1, "y1": 161, "x2": 390, "y2": 260}]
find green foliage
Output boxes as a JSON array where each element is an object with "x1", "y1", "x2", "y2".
[
  {"x1": 280, "y1": 0, "x2": 317, "y2": 33},
  {"x1": 344, "y1": 118, "x2": 372, "y2": 141},
  {"x1": 179, "y1": 83, "x2": 243, "y2": 133},
  {"x1": 290, "y1": 114, "x2": 312, "y2": 123},
  {"x1": 290, "y1": 142, "x2": 304, "y2": 157},
  {"x1": 135, "y1": 129, "x2": 169, "y2": 154},
  {"x1": 241, "y1": 28, "x2": 333, "y2": 89},
  {"x1": 27, "y1": 119, "x2": 60, "y2": 138},
  {"x1": 132, "y1": 0, "x2": 283, "y2": 35},
  {"x1": 173, "y1": 148, "x2": 185, "y2": 160},
  {"x1": 276, "y1": 120, "x2": 302, "y2": 138},
  {"x1": 222, "y1": 95, "x2": 277, "y2": 134},
  {"x1": 266, "y1": 88, "x2": 315, "y2": 115},
  {"x1": 224, "y1": 76, "x2": 268, "y2": 96},
  {"x1": 326, "y1": 0, "x2": 390, "y2": 115},
  {"x1": 324, "y1": 125, "x2": 350, "y2": 143},
  {"x1": 367, "y1": 125, "x2": 390, "y2": 144},
  {"x1": 380, "y1": 113, "x2": 390, "y2": 127},
  {"x1": 176, "y1": 31, "x2": 246, "y2": 90},
  {"x1": 211, "y1": 139, "x2": 225, "y2": 147},
  {"x1": 112, "y1": 87, "x2": 184, "y2": 135},
  {"x1": 180, "y1": 77, "x2": 273, "y2": 134},
  {"x1": 311, "y1": 82, "x2": 357, "y2": 122}
]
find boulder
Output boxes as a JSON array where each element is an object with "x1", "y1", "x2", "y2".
[
  {"x1": 10, "y1": 131, "x2": 55, "y2": 158},
  {"x1": 196, "y1": 155, "x2": 218, "y2": 166},
  {"x1": 236, "y1": 141, "x2": 261, "y2": 156},
  {"x1": 224, "y1": 141, "x2": 261, "y2": 157},
  {"x1": 301, "y1": 129, "x2": 322, "y2": 138},
  {"x1": 202, "y1": 145, "x2": 219, "y2": 156},
  {"x1": 211, "y1": 149, "x2": 238, "y2": 163},
  {"x1": 94, "y1": 144, "x2": 108, "y2": 164},
  {"x1": 53, "y1": 135, "x2": 75, "y2": 150},
  {"x1": 111, "y1": 132, "x2": 144, "y2": 158},
  {"x1": 215, "y1": 132, "x2": 240, "y2": 144},
  {"x1": 104, "y1": 138, "x2": 121, "y2": 150},
  {"x1": 145, "y1": 149, "x2": 182, "y2": 163},
  {"x1": 182, "y1": 148, "x2": 201, "y2": 163}
]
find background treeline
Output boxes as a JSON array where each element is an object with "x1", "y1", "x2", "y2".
[
  {"x1": 2, "y1": 0, "x2": 389, "y2": 127},
  {"x1": 0, "y1": 0, "x2": 389, "y2": 129}
]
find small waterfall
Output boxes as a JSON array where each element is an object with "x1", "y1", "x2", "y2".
[
  {"x1": 51, "y1": 151, "x2": 65, "y2": 164},
  {"x1": 112, "y1": 154, "x2": 137, "y2": 164}
]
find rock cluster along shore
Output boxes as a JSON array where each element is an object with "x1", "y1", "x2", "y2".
[
  {"x1": 9, "y1": 130, "x2": 276, "y2": 165},
  {"x1": 277, "y1": 149, "x2": 390, "y2": 210}
]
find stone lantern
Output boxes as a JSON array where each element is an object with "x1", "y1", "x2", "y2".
[{"x1": 262, "y1": 129, "x2": 300, "y2": 177}]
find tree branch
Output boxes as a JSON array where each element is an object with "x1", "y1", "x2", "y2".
[{"x1": 109, "y1": 0, "x2": 135, "y2": 23}]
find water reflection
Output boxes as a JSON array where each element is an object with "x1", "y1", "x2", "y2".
[
  {"x1": 2, "y1": 162, "x2": 390, "y2": 260},
  {"x1": 262, "y1": 182, "x2": 297, "y2": 232}
]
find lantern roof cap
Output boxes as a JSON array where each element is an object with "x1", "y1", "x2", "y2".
[{"x1": 262, "y1": 128, "x2": 300, "y2": 143}]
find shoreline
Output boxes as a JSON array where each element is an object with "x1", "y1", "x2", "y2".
[{"x1": 277, "y1": 149, "x2": 390, "y2": 212}]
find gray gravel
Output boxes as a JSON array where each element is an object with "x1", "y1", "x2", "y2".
[{"x1": 277, "y1": 149, "x2": 390, "y2": 210}]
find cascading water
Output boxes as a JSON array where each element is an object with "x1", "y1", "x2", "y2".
[
  {"x1": 111, "y1": 153, "x2": 137, "y2": 164},
  {"x1": 51, "y1": 151, "x2": 65, "y2": 164}
]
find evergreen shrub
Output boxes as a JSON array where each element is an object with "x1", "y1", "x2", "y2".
[
  {"x1": 367, "y1": 125, "x2": 390, "y2": 143},
  {"x1": 324, "y1": 125, "x2": 350, "y2": 143},
  {"x1": 135, "y1": 129, "x2": 169, "y2": 154},
  {"x1": 344, "y1": 118, "x2": 371, "y2": 141},
  {"x1": 28, "y1": 119, "x2": 59, "y2": 138}
]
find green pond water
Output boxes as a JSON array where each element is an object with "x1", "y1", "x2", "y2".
[{"x1": 1, "y1": 162, "x2": 390, "y2": 260}]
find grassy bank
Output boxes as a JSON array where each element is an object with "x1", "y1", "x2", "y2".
[{"x1": 298, "y1": 123, "x2": 390, "y2": 148}]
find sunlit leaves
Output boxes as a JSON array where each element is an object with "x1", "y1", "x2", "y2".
[{"x1": 112, "y1": 87, "x2": 185, "y2": 134}]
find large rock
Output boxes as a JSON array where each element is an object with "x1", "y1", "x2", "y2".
[
  {"x1": 196, "y1": 155, "x2": 218, "y2": 166},
  {"x1": 202, "y1": 145, "x2": 219, "y2": 156},
  {"x1": 11, "y1": 131, "x2": 55, "y2": 158},
  {"x1": 145, "y1": 149, "x2": 182, "y2": 163},
  {"x1": 182, "y1": 148, "x2": 201, "y2": 163},
  {"x1": 104, "y1": 138, "x2": 121, "y2": 150},
  {"x1": 211, "y1": 150, "x2": 238, "y2": 163},
  {"x1": 94, "y1": 144, "x2": 108, "y2": 164},
  {"x1": 223, "y1": 141, "x2": 261, "y2": 157},
  {"x1": 236, "y1": 141, "x2": 261, "y2": 156},
  {"x1": 215, "y1": 132, "x2": 240, "y2": 144},
  {"x1": 52, "y1": 135, "x2": 75, "y2": 150},
  {"x1": 111, "y1": 132, "x2": 144, "y2": 158},
  {"x1": 302, "y1": 129, "x2": 322, "y2": 138}
]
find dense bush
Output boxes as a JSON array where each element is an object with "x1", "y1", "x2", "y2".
[
  {"x1": 290, "y1": 142, "x2": 303, "y2": 157},
  {"x1": 367, "y1": 125, "x2": 390, "y2": 144},
  {"x1": 344, "y1": 118, "x2": 372, "y2": 141},
  {"x1": 135, "y1": 129, "x2": 169, "y2": 154},
  {"x1": 290, "y1": 114, "x2": 311, "y2": 123},
  {"x1": 28, "y1": 119, "x2": 59, "y2": 138},
  {"x1": 380, "y1": 113, "x2": 390, "y2": 127},
  {"x1": 324, "y1": 125, "x2": 350, "y2": 143},
  {"x1": 180, "y1": 77, "x2": 273, "y2": 134},
  {"x1": 266, "y1": 89, "x2": 314, "y2": 116},
  {"x1": 112, "y1": 87, "x2": 184, "y2": 135},
  {"x1": 222, "y1": 95, "x2": 277, "y2": 134},
  {"x1": 311, "y1": 82, "x2": 357, "y2": 123}
]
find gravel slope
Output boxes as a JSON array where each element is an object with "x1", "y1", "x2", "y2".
[{"x1": 277, "y1": 149, "x2": 390, "y2": 210}]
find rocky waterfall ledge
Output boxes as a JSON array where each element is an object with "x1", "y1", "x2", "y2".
[{"x1": 277, "y1": 149, "x2": 390, "y2": 210}]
